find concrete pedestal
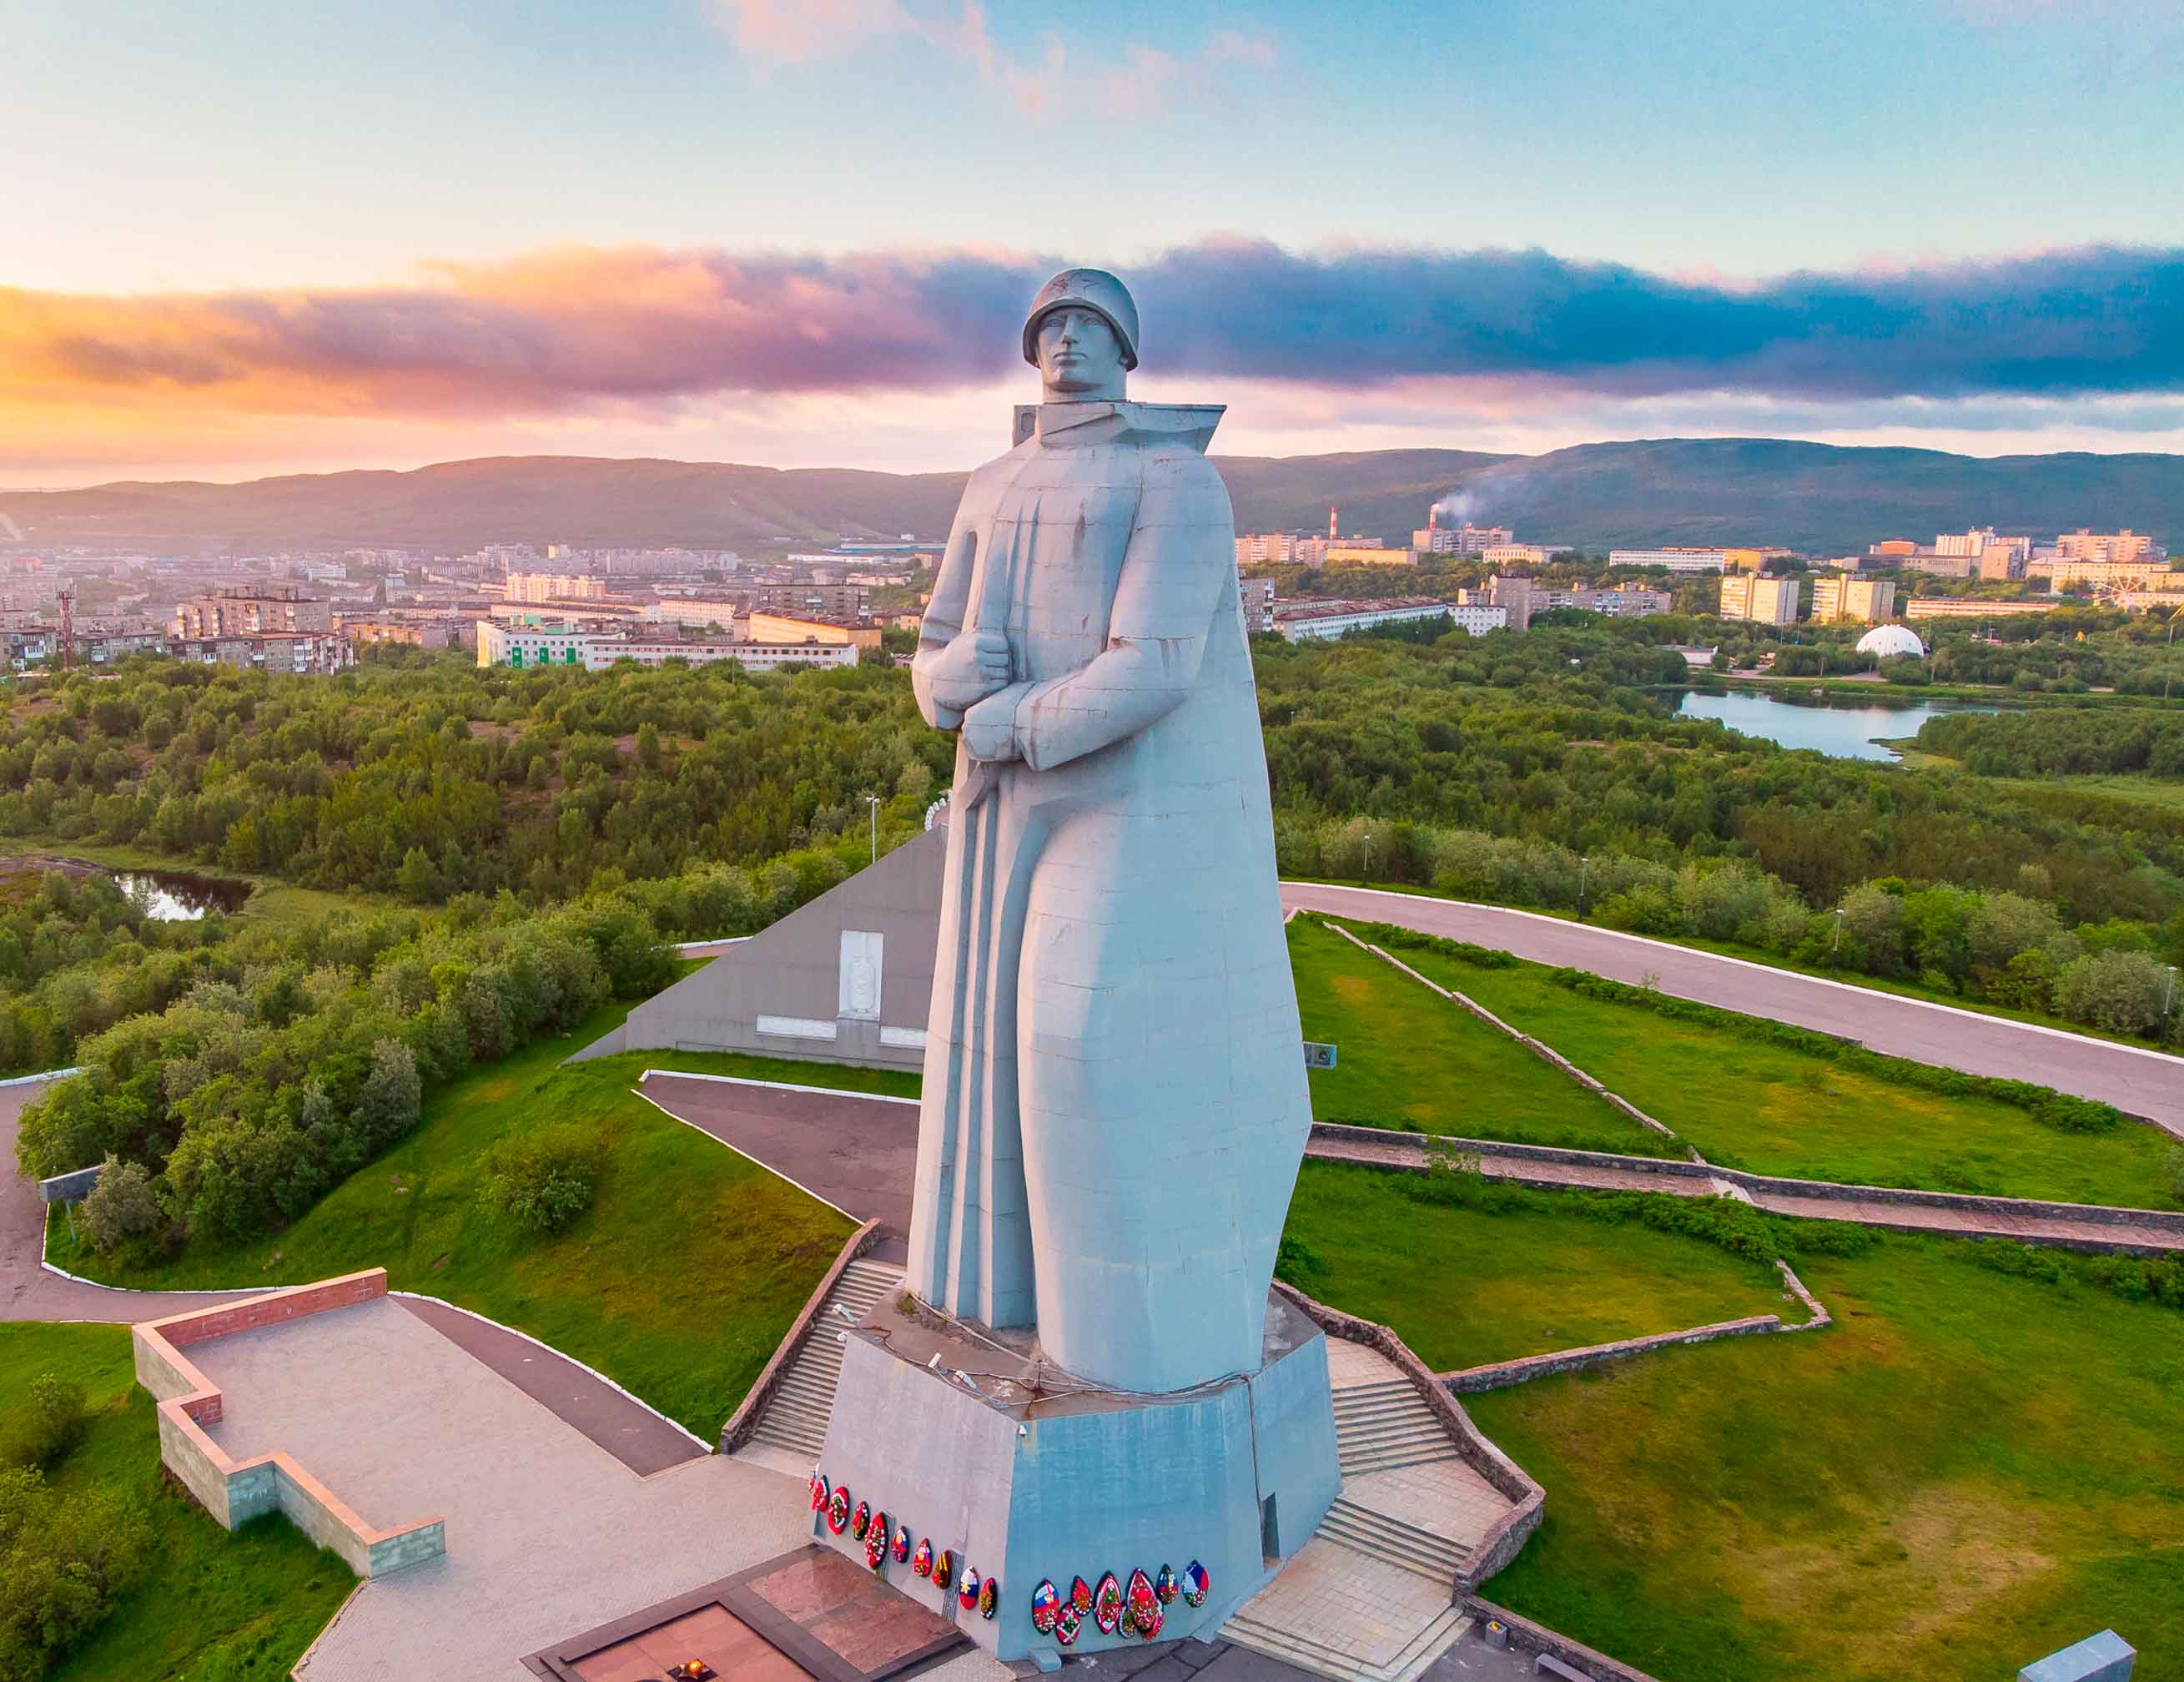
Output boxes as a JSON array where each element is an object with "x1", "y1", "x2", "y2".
[{"x1": 808, "y1": 1290, "x2": 1339, "y2": 1661}]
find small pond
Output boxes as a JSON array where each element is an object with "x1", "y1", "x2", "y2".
[
  {"x1": 1675, "y1": 688, "x2": 1996, "y2": 762},
  {"x1": 3, "y1": 857, "x2": 254, "y2": 919}
]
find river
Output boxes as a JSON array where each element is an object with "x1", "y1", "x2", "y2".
[{"x1": 1674, "y1": 688, "x2": 1995, "y2": 762}]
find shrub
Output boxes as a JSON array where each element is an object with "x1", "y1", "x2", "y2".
[
  {"x1": 477, "y1": 1125, "x2": 600, "y2": 1234},
  {"x1": 0, "y1": 1468, "x2": 153, "y2": 1678},
  {"x1": 78, "y1": 1157, "x2": 164, "y2": 1252},
  {"x1": 0, "y1": 1374, "x2": 89, "y2": 1470}
]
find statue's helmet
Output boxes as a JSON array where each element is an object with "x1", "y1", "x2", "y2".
[{"x1": 1021, "y1": 268, "x2": 1140, "y2": 371}]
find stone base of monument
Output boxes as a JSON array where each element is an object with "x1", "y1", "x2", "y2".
[{"x1": 803, "y1": 1287, "x2": 1340, "y2": 1662}]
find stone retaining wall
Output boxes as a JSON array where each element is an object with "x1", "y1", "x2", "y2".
[
  {"x1": 1463, "y1": 1598, "x2": 1665, "y2": 1682},
  {"x1": 1443, "y1": 1315, "x2": 1786, "y2": 1393},
  {"x1": 1270, "y1": 1279, "x2": 1544, "y2": 1591},
  {"x1": 1306, "y1": 1121, "x2": 2184, "y2": 1248},
  {"x1": 718, "y1": 1216, "x2": 886, "y2": 1453},
  {"x1": 132, "y1": 1269, "x2": 445, "y2": 1579}
]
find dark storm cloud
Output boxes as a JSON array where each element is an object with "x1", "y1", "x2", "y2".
[{"x1": 6, "y1": 239, "x2": 2179, "y2": 416}]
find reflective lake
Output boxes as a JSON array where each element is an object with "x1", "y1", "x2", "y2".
[
  {"x1": 1674, "y1": 688, "x2": 1996, "y2": 761},
  {"x1": 3, "y1": 857, "x2": 255, "y2": 919}
]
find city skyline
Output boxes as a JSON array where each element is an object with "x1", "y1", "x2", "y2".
[{"x1": 7, "y1": 0, "x2": 2183, "y2": 483}]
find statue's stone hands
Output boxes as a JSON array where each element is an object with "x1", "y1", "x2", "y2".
[
  {"x1": 924, "y1": 629, "x2": 1013, "y2": 714},
  {"x1": 962, "y1": 685, "x2": 1028, "y2": 763}
]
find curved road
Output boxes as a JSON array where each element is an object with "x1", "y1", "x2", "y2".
[{"x1": 1281, "y1": 884, "x2": 2184, "y2": 1138}]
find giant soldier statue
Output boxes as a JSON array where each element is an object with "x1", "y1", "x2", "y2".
[{"x1": 907, "y1": 269, "x2": 1312, "y2": 1394}]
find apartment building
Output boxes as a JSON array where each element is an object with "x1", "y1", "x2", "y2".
[
  {"x1": 1809, "y1": 577, "x2": 1897, "y2": 624},
  {"x1": 1611, "y1": 548, "x2": 1730, "y2": 574},
  {"x1": 1719, "y1": 573, "x2": 1799, "y2": 625},
  {"x1": 174, "y1": 585, "x2": 332, "y2": 637}
]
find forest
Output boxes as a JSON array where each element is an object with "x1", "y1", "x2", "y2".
[{"x1": 3, "y1": 623, "x2": 2183, "y2": 1259}]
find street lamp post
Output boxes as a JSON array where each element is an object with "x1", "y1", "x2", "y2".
[
  {"x1": 865, "y1": 793, "x2": 880, "y2": 865},
  {"x1": 1362, "y1": 830, "x2": 1374, "y2": 883},
  {"x1": 1830, "y1": 906, "x2": 1846, "y2": 974},
  {"x1": 2163, "y1": 964, "x2": 2179, "y2": 1045},
  {"x1": 1578, "y1": 856, "x2": 1590, "y2": 924}
]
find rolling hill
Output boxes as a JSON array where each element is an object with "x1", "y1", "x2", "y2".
[{"x1": 3, "y1": 440, "x2": 2178, "y2": 558}]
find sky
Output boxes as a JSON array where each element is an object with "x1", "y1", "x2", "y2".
[{"x1": 4, "y1": 0, "x2": 2182, "y2": 486}]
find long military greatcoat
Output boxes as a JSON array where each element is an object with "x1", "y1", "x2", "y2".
[{"x1": 906, "y1": 399, "x2": 1311, "y2": 1394}]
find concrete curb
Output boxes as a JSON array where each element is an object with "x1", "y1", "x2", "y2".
[
  {"x1": 1316, "y1": 919, "x2": 1681, "y2": 1141},
  {"x1": 637, "y1": 1066, "x2": 920, "y2": 1106},
  {"x1": 0, "y1": 1065, "x2": 79, "y2": 1087},
  {"x1": 630, "y1": 1085, "x2": 865, "y2": 1228}
]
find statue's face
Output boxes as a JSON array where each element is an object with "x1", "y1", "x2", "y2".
[{"x1": 1034, "y1": 306, "x2": 1127, "y2": 400}]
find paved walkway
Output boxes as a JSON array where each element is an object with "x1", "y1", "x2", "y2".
[
  {"x1": 0, "y1": 1079, "x2": 257, "y2": 1324},
  {"x1": 3, "y1": 1077, "x2": 705, "y2": 1477},
  {"x1": 1281, "y1": 883, "x2": 2184, "y2": 1137},
  {"x1": 1311, "y1": 1131, "x2": 2184, "y2": 1253},
  {"x1": 189, "y1": 1294, "x2": 1005, "y2": 1681}
]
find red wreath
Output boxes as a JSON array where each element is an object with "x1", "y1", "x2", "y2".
[{"x1": 826, "y1": 1486, "x2": 851, "y2": 1534}]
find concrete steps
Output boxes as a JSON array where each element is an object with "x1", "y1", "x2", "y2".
[
  {"x1": 1317, "y1": 1496, "x2": 1468, "y2": 1579},
  {"x1": 1225, "y1": 1590, "x2": 1470, "y2": 1682},
  {"x1": 746, "y1": 1257, "x2": 903, "y2": 1462},
  {"x1": 1332, "y1": 1379, "x2": 1462, "y2": 1476}
]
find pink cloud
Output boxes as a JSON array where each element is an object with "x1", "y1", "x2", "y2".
[{"x1": 709, "y1": 0, "x2": 1277, "y2": 119}]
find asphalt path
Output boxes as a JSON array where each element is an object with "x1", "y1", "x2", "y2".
[
  {"x1": 1281, "y1": 883, "x2": 2184, "y2": 1138},
  {"x1": 0, "y1": 1079, "x2": 254, "y2": 1323},
  {"x1": 2, "y1": 1076, "x2": 703, "y2": 1475}
]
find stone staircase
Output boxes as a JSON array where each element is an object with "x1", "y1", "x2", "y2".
[
  {"x1": 1332, "y1": 1377, "x2": 1463, "y2": 1477},
  {"x1": 1222, "y1": 1566, "x2": 1471, "y2": 1682},
  {"x1": 743, "y1": 1257, "x2": 903, "y2": 1464},
  {"x1": 1223, "y1": 1344, "x2": 1509, "y2": 1682},
  {"x1": 1316, "y1": 1494, "x2": 1469, "y2": 1580}
]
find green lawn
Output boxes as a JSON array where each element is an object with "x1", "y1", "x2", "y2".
[
  {"x1": 1339, "y1": 921, "x2": 2182, "y2": 1208},
  {"x1": 1466, "y1": 1234, "x2": 2184, "y2": 1682},
  {"x1": 0, "y1": 1322, "x2": 355, "y2": 1681},
  {"x1": 1281, "y1": 1161, "x2": 1789, "y2": 1369},
  {"x1": 1288, "y1": 917, "x2": 1678, "y2": 1157},
  {"x1": 46, "y1": 1005, "x2": 902, "y2": 1440},
  {"x1": 1294, "y1": 877, "x2": 2171, "y2": 1049}
]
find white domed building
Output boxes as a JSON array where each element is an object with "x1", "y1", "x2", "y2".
[{"x1": 1855, "y1": 624, "x2": 1926, "y2": 662}]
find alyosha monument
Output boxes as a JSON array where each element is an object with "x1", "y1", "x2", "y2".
[{"x1": 806, "y1": 269, "x2": 1341, "y2": 1661}]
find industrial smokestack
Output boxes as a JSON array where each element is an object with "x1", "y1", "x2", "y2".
[{"x1": 1329, "y1": 506, "x2": 1337, "y2": 540}]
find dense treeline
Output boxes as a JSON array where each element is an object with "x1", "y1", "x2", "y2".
[
  {"x1": 1916, "y1": 708, "x2": 2184, "y2": 778},
  {"x1": 0, "y1": 651, "x2": 947, "y2": 901},
  {"x1": 11, "y1": 885, "x2": 682, "y2": 1244}
]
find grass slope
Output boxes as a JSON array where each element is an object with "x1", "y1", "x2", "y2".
[
  {"x1": 1288, "y1": 917, "x2": 1675, "y2": 1156},
  {"x1": 1281, "y1": 1161, "x2": 1787, "y2": 1369},
  {"x1": 1351, "y1": 924, "x2": 2181, "y2": 1208},
  {"x1": 1466, "y1": 1234, "x2": 2184, "y2": 1682},
  {"x1": 48, "y1": 1005, "x2": 888, "y2": 1439},
  {"x1": 0, "y1": 1322, "x2": 354, "y2": 1681}
]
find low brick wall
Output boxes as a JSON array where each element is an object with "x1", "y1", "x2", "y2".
[
  {"x1": 133, "y1": 1269, "x2": 445, "y2": 1579},
  {"x1": 1443, "y1": 1314, "x2": 1786, "y2": 1393},
  {"x1": 1271, "y1": 1279, "x2": 1545, "y2": 1592},
  {"x1": 719, "y1": 1216, "x2": 887, "y2": 1453},
  {"x1": 1464, "y1": 1598, "x2": 1665, "y2": 1682}
]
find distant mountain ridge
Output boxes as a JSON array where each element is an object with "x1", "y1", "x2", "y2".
[{"x1": 4, "y1": 439, "x2": 2178, "y2": 558}]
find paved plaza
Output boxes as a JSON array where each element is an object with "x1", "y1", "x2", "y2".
[{"x1": 184, "y1": 1292, "x2": 1009, "y2": 1681}]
